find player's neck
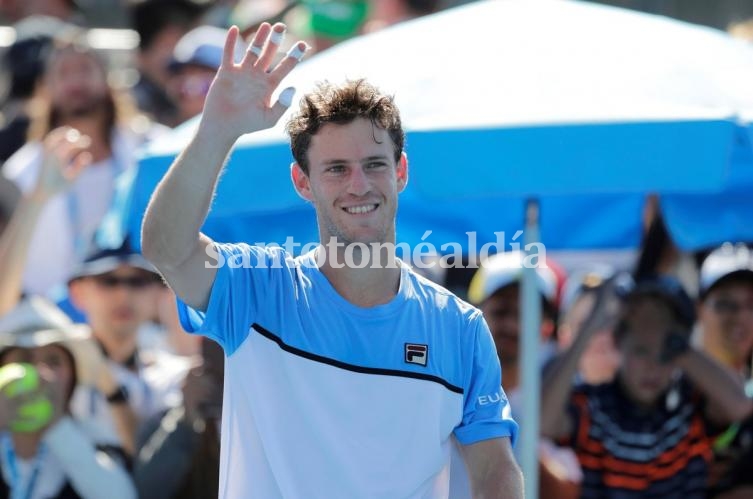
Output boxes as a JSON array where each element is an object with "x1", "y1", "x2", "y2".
[{"x1": 317, "y1": 246, "x2": 401, "y2": 308}]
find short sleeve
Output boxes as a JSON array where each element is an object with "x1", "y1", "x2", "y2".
[
  {"x1": 176, "y1": 243, "x2": 288, "y2": 355},
  {"x1": 453, "y1": 312, "x2": 519, "y2": 447}
]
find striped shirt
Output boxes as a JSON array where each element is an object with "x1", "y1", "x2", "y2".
[{"x1": 559, "y1": 378, "x2": 715, "y2": 499}]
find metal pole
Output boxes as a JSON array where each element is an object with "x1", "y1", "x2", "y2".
[{"x1": 520, "y1": 198, "x2": 541, "y2": 499}]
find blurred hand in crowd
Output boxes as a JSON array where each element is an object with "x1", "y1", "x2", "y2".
[{"x1": 31, "y1": 126, "x2": 91, "y2": 202}]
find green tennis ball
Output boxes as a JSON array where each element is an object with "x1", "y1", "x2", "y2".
[
  {"x1": 0, "y1": 363, "x2": 54, "y2": 433},
  {"x1": 0, "y1": 363, "x2": 39, "y2": 397}
]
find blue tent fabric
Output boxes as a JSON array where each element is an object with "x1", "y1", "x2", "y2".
[
  {"x1": 662, "y1": 124, "x2": 753, "y2": 251},
  {"x1": 123, "y1": 150, "x2": 645, "y2": 253}
]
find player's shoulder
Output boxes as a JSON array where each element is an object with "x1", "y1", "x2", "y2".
[
  {"x1": 213, "y1": 241, "x2": 295, "y2": 267},
  {"x1": 403, "y1": 264, "x2": 483, "y2": 325}
]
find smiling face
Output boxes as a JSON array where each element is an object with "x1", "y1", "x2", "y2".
[
  {"x1": 700, "y1": 278, "x2": 753, "y2": 370},
  {"x1": 292, "y1": 118, "x2": 408, "y2": 247}
]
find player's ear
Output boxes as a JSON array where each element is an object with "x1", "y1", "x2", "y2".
[
  {"x1": 396, "y1": 152, "x2": 408, "y2": 193},
  {"x1": 291, "y1": 162, "x2": 313, "y2": 201}
]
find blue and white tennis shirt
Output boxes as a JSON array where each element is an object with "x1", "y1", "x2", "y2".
[{"x1": 178, "y1": 243, "x2": 518, "y2": 499}]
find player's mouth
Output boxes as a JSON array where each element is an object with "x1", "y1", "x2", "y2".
[{"x1": 343, "y1": 204, "x2": 379, "y2": 215}]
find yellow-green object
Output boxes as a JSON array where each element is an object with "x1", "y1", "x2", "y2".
[{"x1": 0, "y1": 363, "x2": 53, "y2": 433}]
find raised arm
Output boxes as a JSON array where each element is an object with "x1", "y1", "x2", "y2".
[
  {"x1": 141, "y1": 24, "x2": 307, "y2": 311},
  {"x1": 540, "y1": 279, "x2": 621, "y2": 439},
  {"x1": 673, "y1": 347, "x2": 753, "y2": 425},
  {"x1": 0, "y1": 128, "x2": 91, "y2": 314}
]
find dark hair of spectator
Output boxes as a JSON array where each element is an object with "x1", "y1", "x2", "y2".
[
  {"x1": 27, "y1": 31, "x2": 139, "y2": 144},
  {"x1": 129, "y1": 0, "x2": 208, "y2": 50}
]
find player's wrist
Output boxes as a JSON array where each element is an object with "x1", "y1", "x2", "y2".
[{"x1": 196, "y1": 117, "x2": 241, "y2": 150}]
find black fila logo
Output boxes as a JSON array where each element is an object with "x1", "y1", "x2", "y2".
[{"x1": 405, "y1": 343, "x2": 428, "y2": 366}]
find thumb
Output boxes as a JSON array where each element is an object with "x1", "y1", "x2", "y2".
[{"x1": 270, "y1": 87, "x2": 296, "y2": 121}]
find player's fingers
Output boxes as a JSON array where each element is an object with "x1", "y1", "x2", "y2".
[
  {"x1": 221, "y1": 26, "x2": 240, "y2": 68},
  {"x1": 269, "y1": 87, "x2": 296, "y2": 122},
  {"x1": 241, "y1": 22, "x2": 271, "y2": 68},
  {"x1": 256, "y1": 23, "x2": 286, "y2": 72},
  {"x1": 268, "y1": 42, "x2": 308, "y2": 87}
]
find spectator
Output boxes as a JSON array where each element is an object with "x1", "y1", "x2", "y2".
[
  {"x1": 128, "y1": 0, "x2": 208, "y2": 126},
  {"x1": 2, "y1": 31, "x2": 165, "y2": 297},
  {"x1": 0, "y1": 296, "x2": 136, "y2": 499},
  {"x1": 134, "y1": 338, "x2": 223, "y2": 499},
  {"x1": 697, "y1": 244, "x2": 753, "y2": 499},
  {"x1": 0, "y1": 16, "x2": 72, "y2": 163},
  {"x1": 67, "y1": 240, "x2": 189, "y2": 456},
  {"x1": 167, "y1": 25, "x2": 245, "y2": 124},
  {"x1": 542, "y1": 274, "x2": 753, "y2": 499},
  {"x1": 698, "y1": 244, "x2": 753, "y2": 378}
]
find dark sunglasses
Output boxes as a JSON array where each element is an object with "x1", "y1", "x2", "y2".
[{"x1": 92, "y1": 275, "x2": 159, "y2": 289}]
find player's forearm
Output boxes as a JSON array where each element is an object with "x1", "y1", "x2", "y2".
[
  {"x1": 141, "y1": 124, "x2": 235, "y2": 270},
  {"x1": 675, "y1": 349, "x2": 753, "y2": 423}
]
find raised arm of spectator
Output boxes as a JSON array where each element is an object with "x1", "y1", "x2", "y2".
[
  {"x1": 673, "y1": 347, "x2": 753, "y2": 425},
  {"x1": 73, "y1": 338, "x2": 140, "y2": 456},
  {"x1": 541, "y1": 279, "x2": 621, "y2": 439},
  {"x1": 0, "y1": 128, "x2": 91, "y2": 314},
  {"x1": 141, "y1": 24, "x2": 307, "y2": 311}
]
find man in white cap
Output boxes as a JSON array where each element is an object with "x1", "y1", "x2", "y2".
[
  {"x1": 698, "y1": 244, "x2": 753, "y2": 499},
  {"x1": 698, "y1": 244, "x2": 753, "y2": 379}
]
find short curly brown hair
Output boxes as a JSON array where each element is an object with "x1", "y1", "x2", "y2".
[{"x1": 286, "y1": 79, "x2": 405, "y2": 175}]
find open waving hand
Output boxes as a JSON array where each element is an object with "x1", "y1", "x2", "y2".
[{"x1": 201, "y1": 24, "x2": 308, "y2": 142}]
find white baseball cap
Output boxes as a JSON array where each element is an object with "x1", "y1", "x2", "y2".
[
  {"x1": 467, "y1": 251, "x2": 559, "y2": 306},
  {"x1": 699, "y1": 243, "x2": 753, "y2": 298}
]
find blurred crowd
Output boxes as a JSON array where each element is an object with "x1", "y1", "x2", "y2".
[{"x1": 0, "y1": 0, "x2": 751, "y2": 498}]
